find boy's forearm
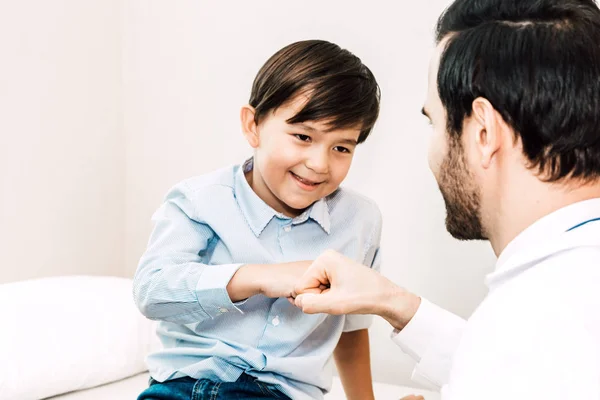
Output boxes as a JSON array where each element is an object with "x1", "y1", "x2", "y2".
[
  {"x1": 334, "y1": 329, "x2": 375, "y2": 400},
  {"x1": 226, "y1": 264, "x2": 267, "y2": 302}
]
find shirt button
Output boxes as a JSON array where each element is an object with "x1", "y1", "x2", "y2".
[
  {"x1": 272, "y1": 316, "x2": 280, "y2": 326},
  {"x1": 219, "y1": 307, "x2": 229, "y2": 313},
  {"x1": 284, "y1": 225, "x2": 292, "y2": 232}
]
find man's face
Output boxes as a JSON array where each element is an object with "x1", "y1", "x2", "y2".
[{"x1": 424, "y1": 42, "x2": 487, "y2": 240}]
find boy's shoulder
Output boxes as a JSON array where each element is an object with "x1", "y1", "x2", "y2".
[
  {"x1": 327, "y1": 186, "x2": 382, "y2": 222},
  {"x1": 162, "y1": 165, "x2": 241, "y2": 217},
  {"x1": 171, "y1": 164, "x2": 238, "y2": 198}
]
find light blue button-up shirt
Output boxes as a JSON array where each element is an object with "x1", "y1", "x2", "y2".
[{"x1": 133, "y1": 160, "x2": 382, "y2": 399}]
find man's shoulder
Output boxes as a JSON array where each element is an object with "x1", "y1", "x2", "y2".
[
  {"x1": 518, "y1": 245, "x2": 600, "y2": 295},
  {"x1": 482, "y1": 245, "x2": 600, "y2": 327}
]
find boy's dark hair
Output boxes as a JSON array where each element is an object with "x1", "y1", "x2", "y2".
[
  {"x1": 436, "y1": 0, "x2": 600, "y2": 181},
  {"x1": 249, "y1": 40, "x2": 380, "y2": 144}
]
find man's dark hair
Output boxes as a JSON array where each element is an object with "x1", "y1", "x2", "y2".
[
  {"x1": 249, "y1": 40, "x2": 380, "y2": 144},
  {"x1": 436, "y1": 0, "x2": 600, "y2": 181}
]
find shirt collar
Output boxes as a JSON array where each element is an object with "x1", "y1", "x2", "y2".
[
  {"x1": 489, "y1": 198, "x2": 600, "y2": 284},
  {"x1": 307, "y1": 198, "x2": 331, "y2": 234},
  {"x1": 290, "y1": 196, "x2": 331, "y2": 234},
  {"x1": 234, "y1": 158, "x2": 331, "y2": 237}
]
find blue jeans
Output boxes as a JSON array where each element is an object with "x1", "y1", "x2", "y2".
[{"x1": 137, "y1": 373, "x2": 291, "y2": 400}]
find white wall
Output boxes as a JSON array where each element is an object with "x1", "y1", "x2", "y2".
[
  {"x1": 123, "y1": 0, "x2": 497, "y2": 387},
  {"x1": 0, "y1": 0, "x2": 497, "y2": 388},
  {"x1": 0, "y1": 1, "x2": 125, "y2": 283}
]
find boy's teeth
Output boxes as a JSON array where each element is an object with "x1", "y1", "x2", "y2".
[
  {"x1": 295, "y1": 174, "x2": 315, "y2": 185},
  {"x1": 292, "y1": 171, "x2": 322, "y2": 186}
]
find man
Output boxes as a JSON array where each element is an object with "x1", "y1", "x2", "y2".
[{"x1": 293, "y1": 0, "x2": 600, "y2": 398}]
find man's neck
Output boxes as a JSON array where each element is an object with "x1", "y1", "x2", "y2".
[{"x1": 487, "y1": 176, "x2": 600, "y2": 257}]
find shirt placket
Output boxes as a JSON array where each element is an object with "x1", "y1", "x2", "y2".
[{"x1": 256, "y1": 215, "x2": 303, "y2": 350}]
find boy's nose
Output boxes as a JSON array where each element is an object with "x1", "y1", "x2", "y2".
[{"x1": 305, "y1": 151, "x2": 329, "y2": 174}]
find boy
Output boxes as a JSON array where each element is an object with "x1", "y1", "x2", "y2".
[{"x1": 133, "y1": 39, "x2": 382, "y2": 400}]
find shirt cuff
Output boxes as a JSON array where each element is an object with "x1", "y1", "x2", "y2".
[
  {"x1": 391, "y1": 297, "x2": 441, "y2": 361},
  {"x1": 343, "y1": 314, "x2": 373, "y2": 332},
  {"x1": 195, "y1": 263, "x2": 245, "y2": 319},
  {"x1": 391, "y1": 297, "x2": 466, "y2": 389}
]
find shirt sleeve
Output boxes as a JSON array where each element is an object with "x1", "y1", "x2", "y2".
[
  {"x1": 343, "y1": 206, "x2": 382, "y2": 333},
  {"x1": 132, "y1": 182, "x2": 245, "y2": 324},
  {"x1": 391, "y1": 298, "x2": 466, "y2": 389}
]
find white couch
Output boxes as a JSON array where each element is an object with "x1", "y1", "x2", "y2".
[{"x1": 1, "y1": 276, "x2": 439, "y2": 400}]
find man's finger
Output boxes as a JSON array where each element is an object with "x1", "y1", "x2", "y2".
[
  {"x1": 302, "y1": 287, "x2": 325, "y2": 294},
  {"x1": 400, "y1": 395, "x2": 425, "y2": 400},
  {"x1": 294, "y1": 273, "x2": 329, "y2": 295}
]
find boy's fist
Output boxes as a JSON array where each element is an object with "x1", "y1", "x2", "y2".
[{"x1": 257, "y1": 261, "x2": 313, "y2": 299}]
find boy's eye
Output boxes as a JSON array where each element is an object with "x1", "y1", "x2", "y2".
[
  {"x1": 294, "y1": 134, "x2": 311, "y2": 142},
  {"x1": 334, "y1": 146, "x2": 351, "y2": 154}
]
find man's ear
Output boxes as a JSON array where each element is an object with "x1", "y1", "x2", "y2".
[{"x1": 471, "y1": 97, "x2": 502, "y2": 170}]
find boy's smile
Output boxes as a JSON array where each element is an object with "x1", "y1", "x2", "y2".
[{"x1": 290, "y1": 171, "x2": 324, "y2": 191}]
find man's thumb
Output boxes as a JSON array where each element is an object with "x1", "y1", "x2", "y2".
[{"x1": 295, "y1": 292, "x2": 337, "y2": 315}]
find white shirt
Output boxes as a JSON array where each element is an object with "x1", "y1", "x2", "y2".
[{"x1": 393, "y1": 198, "x2": 600, "y2": 399}]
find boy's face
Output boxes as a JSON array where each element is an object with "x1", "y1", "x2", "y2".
[{"x1": 241, "y1": 95, "x2": 361, "y2": 216}]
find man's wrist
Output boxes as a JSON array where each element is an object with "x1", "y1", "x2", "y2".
[{"x1": 378, "y1": 286, "x2": 421, "y2": 331}]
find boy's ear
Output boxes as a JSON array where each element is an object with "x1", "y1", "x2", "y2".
[{"x1": 240, "y1": 105, "x2": 259, "y2": 148}]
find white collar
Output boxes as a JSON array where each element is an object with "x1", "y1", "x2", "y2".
[{"x1": 487, "y1": 198, "x2": 600, "y2": 288}]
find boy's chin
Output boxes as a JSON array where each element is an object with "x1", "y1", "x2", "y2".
[{"x1": 280, "y1": 197, "x2": 315, "y2": 213}]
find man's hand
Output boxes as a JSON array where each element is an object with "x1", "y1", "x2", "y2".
[
  {"x1": 400, "y1": 396, "x2": 425, "y2": 400},
  {"x1": 293, "y1": 250, "x2": 395, "y2": 315},
  {"x1": 293, "y1": 250, "x2": 421, "y2": 330}
]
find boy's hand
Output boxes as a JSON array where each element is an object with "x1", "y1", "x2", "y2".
[
  {"x1": 228, "y1": 261, "x2": 319, "y2": 302},
  {"x1": 257, "y1": 261, "x2": 313, "y2": 299}
]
